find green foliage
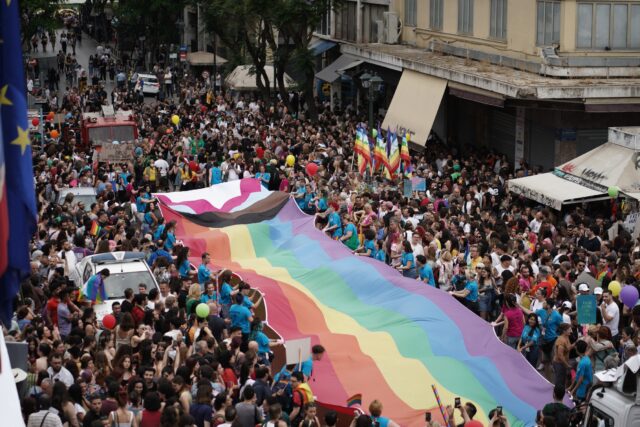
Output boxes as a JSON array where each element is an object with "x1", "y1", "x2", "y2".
[
  {"x1": 20, "y1": 0, "x2": 62, "y2": 40},
  {"x1": 115, "y1": 0, "x2": 187, "y2": 53}
]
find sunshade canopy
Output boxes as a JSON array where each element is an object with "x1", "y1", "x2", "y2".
[{"x1": 382, "y1": 70, "x2": 447, "y2": 146}]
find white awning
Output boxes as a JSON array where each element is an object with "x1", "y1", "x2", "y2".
[
  {"x1": 508, "y1": 173, "x2": 607, "y2": 210},
  {"x1": 187, "y1": 51, "x2": 228, "y2": 66},
  {"x1": 381, "y1": 70, "x2": 447, "y2": 146},
  {"x1": 315, "y1": 54, "x2": 360, "y2": 83}
]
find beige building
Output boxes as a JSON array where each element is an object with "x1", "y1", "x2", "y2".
[{"x1": 314, "y1": 0, "x2": 640, "y2": 171}]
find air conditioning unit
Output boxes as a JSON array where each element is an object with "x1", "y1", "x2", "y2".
[
  {"x1": 384, "y1": 12, "x2": 401, "y2": 44},
  {"x1": 375, "y1": 19, "x2": 385, "y2": 43}
]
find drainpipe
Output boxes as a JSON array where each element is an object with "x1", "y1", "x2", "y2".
[{"x1": 356, "y1": 0, "x2": 362, "y2": 44}]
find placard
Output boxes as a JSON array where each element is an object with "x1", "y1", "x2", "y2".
[
  {"x1": 98, "y1": 143, "x2": 134, "y2": 162},
  {"x1": 403, "y1": 179, "x2": 412, "y2": 197},
  {"x1": 577, "y1": 294, "x2": 597, "y2": 325},
  {"x1": 284, "y1": 337, "x2": 311, "y2": 366}
]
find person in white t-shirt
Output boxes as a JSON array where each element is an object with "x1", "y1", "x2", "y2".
[{"x1": 600, "y1": 289, "x2": 620, "y2": 337}]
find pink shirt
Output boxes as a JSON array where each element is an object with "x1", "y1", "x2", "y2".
[{"x1": 503, "y1": 306, "x2": 524, "y2": 338}]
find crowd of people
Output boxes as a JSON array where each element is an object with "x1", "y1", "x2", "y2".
[{"x1": 10, "y1": 23, "x2": 640, "y2": 427}]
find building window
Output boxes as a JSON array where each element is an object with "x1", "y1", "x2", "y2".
[
  {"x1": 490, "y1": 0, "x2": 507, "y2": 39},
  {"x1": 458, "y1": 0, "x2": 474, "y2": 35},
  {"x1": 315, "y1": 4, "x2": 332, "y2": 36},
  {"x1": 536, "y1": 1, "x2": 560, "y2": 45},
  {"x1": 334, "y1": 2, "x2": 357, "y2": 42},
  {"x1": 430, "y1": 0, "x2": 444, "y2": 30},
  {"x1": 405, "y1": 0, "x2": 417, "y2": 27},
  {"x1": 577, "y1": 2, "x2": 640, "y2": 49}
]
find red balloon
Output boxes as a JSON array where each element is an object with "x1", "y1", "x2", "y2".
[
  {"x1": 102, "y1": 314, "x2": 116, "y2": 330},
  {"x1": 166, "y1": 128, "x2": 173, "y2": 134},
  {"x1": 200, "y1": 105, "x2": 207, "y2": 113},
  {"x1": 305, "y1": 162, "x2": 318, "y2": 176},
  {"x1": 32, "y1": 118, "x2": 40, "y2": 126}
]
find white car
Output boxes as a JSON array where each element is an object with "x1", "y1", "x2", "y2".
[
  {"x1": 136, "y1": 73, "x2": 160, "y2": 95},
  {"x1": 57, "y1": 187, "x2": 97, "y2": 211},
  {"x1": 69, "y1": 251, "x2": 159, "y2": 322}
]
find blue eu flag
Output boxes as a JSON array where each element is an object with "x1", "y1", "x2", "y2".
[{"x1": 0, "y1": 0, "x2": 38, "y2": 325}]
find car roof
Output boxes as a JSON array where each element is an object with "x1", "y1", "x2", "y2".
[
  {"x1": 87, "y1": 251, "x2": 147, "y2": 264},
  {"x1": 59, "y1": 187, "x2": 97, "y2": 196}
]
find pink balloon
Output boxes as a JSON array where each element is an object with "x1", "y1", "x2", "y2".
[{"x1": 305, "y1": 162, "x2": 318, "y2": 176}]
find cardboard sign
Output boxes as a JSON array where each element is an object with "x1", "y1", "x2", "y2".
[
  {"x1": 98, "y1": 143, "x2": 134, "y2": 162},
  {"x1": 403, "y1": 177, "x2": 427, "y2": 198},
  {"x1": 284, "y1": 337, "x2": 311, "y2": 366},
  {"x1": 577, "y1": 294, "x2": 597, "y2": 325}
]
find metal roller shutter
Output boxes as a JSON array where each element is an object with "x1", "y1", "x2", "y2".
[{"x1": 490, "y1": 109, "x2": 516, "y2": 161}]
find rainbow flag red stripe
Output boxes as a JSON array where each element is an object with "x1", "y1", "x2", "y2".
[
  {"x1": 346, "y1": 393, "x2": 362, "y2": 407},
  {"x1": 155, "y1": 186, "x2": 565, "y2": 426}
]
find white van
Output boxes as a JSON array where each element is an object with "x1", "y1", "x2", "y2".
[{"x1": 583, "y1": 355, "x2": 640, "y2": 427}]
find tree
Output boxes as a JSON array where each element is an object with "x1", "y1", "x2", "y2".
[
  {"x1": 20, "y1": 0, "x2": 62, "y2": 44},
  {"x1": 199, "y1": 0, "x2": 273, "y2": 99},
  {"x1": 115, "y1": 0, "x2": 187, "y2": 65}
]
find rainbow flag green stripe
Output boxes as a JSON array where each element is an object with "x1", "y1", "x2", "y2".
[{"x1": 164, "y1": 197, "x2": 558, "y2": 427}]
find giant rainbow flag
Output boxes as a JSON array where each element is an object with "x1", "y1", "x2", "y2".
[{"x1": 158, "y1": 179, "x2": 559, "y2": 427}]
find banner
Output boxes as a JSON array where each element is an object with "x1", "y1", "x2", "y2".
[{"x1": 98, "y1": 143, "x2": 134, "y2": 162}]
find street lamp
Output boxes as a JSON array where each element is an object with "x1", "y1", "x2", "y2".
[{"x1": 360, "y1": 72, "x2": 383, "y2": 135}]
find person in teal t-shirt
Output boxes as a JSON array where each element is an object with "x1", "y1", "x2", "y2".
[
  {"x1": 354, "y1": 229, "x2": 376, "y2": 257},
  {"x1": 340, "y1": 214, "x2": 360, "y2": 250},
  {"x1": 229, "y1": 294, "x2": 253, "y2": 335},
  {"x1": 373, "y1": 240, "x2": 386, "y2": 263},
  {"x1": 397, "y1": 241, "x2": 417, "y2": 278},
  {"x1": 323, "y1": 207, "x2": 342, "y2": 239},
  {"x1": 416, "y1": 255, "x2": 436, "y2": 286},
  {"x1": 569, "y1": 340, "x2": 593, "y2": 401}
]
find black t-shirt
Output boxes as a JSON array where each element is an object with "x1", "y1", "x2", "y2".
[{"x1": 121, "y1": 299, "x2": 133, "y2": 313}]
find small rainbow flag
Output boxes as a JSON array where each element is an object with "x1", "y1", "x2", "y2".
[
  {"x1": 346, "y1": 393, "x2": 362, "y2": 408},
  {"x1": 89, "y1": 220, "x2": 101, "y2": 237}
]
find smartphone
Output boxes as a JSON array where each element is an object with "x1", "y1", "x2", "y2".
[
  {"x1": 454, "y1": 397, "x2": 461, "y2": 408},
  {"x1": 425, "y1": 412, "x2": 431, "y2": 422},
  {"x1": 497, "y1": 406, "x2": 503, "y2": 416}
]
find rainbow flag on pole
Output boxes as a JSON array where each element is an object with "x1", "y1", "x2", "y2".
[
  {"x1": 387, "y1": 131, "x2": 400, "y2": 177},
  {"x1": 357, "y1": 133, "x2": 371, "y2": 176}
]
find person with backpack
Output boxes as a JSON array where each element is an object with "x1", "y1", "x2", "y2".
[
  {"x1": 289, "y1": 372, "x2": 314, "y2": 426},
  {"x1": 235, "y1": 385, "x2": 263, "y2": 427}
]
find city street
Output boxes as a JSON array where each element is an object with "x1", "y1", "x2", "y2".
[{"x1": 5, "y1": 1, "x2": 640, "y2": 427}]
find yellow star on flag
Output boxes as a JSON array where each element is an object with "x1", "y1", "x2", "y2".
[
  {"x1": 0, "y1": 85, "x2": 12, "y2": 106},
  {"x1": 11, "y1": 126, "x2": 30, "y2": 155}
]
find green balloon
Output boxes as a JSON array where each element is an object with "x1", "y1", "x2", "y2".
[
  {"x1": 372, "y1": 129, "x2": 378, "y2": 138},
  {"x1": 196, "y1": 303, "x2": 210, "y2": 318},
  {"x1": 608, "y1": 186, "x2": 619, "y2": 198}
]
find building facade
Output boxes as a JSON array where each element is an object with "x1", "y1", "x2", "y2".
[{"x1": 314, "y1": 0, "x2": 640, "y2": 170}]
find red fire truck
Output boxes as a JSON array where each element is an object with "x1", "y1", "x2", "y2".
[{"x1": 81, "y1": 106, "x2": 138, "y2": 149}]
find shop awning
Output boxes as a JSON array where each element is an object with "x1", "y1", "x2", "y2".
[
  {"x1": 315, "y1": 54, "x2": 360, "y2": 83},
  {"x1": 381, "y1": 70, "x2": 447, "y2": 146},
  {"x1": 309, "y1": 39, "x2": 336, "y2": 56},
  {"x1": 508, "y1": 173, "x2": 607, "y2": 210},
  {"x1": 187, "y1": 51, "x2": 228, "y2": 66}
]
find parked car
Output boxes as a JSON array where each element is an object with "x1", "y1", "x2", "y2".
[
  {"x1": 69, "y1": 251, "x2": 159, "y2": 322},
  {"x1": 135, "y1": 73, "x2": 160, "y2": 95},
  {"x1": 57, "y1": 187, "x2": 97, "y2": 211}
]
